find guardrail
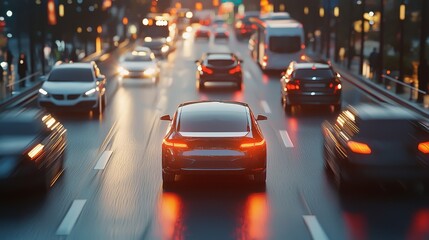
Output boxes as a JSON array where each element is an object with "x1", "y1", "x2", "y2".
[
  {"x1": 5, "y1": 72, "x2": 42, "y2": 91},
  {"x1": 381, "y1": 74, "x2": 426, "y2": 101}
]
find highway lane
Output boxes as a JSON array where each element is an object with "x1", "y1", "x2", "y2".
[{"x1": 2, "y1": 30, "x2": 429, "y2": 240}]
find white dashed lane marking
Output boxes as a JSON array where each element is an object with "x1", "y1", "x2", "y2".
[
  {"x1": 279, "y1": 130, "x2": 294, "y2": 148},
  {"x1": 303, "y1": 215, "x2": 329, "y2": 240},
  {"x1": 94, "y1": 150, "x2": 113, "y2": 170},
  {"x1": 260, "y1": 100, "x2": 272, "y2": 114},
  {"x1": 56, "y1": 199, "x2": 87, "y2": 235}
]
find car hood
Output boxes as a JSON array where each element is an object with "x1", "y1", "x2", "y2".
[
  {"x1": 0, "y1": 136, "x2": 36, "y2": 178},
  {"x1": 42, "y1": 81, "x2": 96, "y2": 94},
  {"x1": 120, "y1": 62, "x2": 156, "y2": 71}
]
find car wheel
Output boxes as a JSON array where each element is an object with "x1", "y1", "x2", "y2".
[
  {"x1": 162, "y1": 172, "x2": 175, "y2": 189},
  {"x1": 323, "y1": 145, "x2": 334, "y2": 177},
  {"x1": 199, "y1": 81, "x2": 205, "y2": 90},
  {"x1": 284, "y1": 101, "x2": 292, "y2": 115},
  {"x1": 102, "y1": 94, "x2": 107, "y2": 111},
  {"x1": 333, "y1": 104, "x2": 341, "y2": 113},
  {"x1": 94, "y1": 96, "x2": 104, "y2": 115},
  {"x1": 254, "y1": 170, "x2": 266, "y2": 184}
]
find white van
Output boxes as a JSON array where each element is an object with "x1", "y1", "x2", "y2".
[{"x1": 250, "y1": 19, "x2": 305, "y2": 71}]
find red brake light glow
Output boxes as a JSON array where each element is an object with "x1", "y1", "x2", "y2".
[
  {"x1": 163, "y1": 139, "x2": 188, "y2": 148},
  {"x1": 418, "y1": 142, "x2": 429, "y2": 153},
  {"x1": 202, "y1": 65, "x2": 213, "y2": 74},
  {"x1": 229, "y1": 65, "x2": 241, "y2": 74},
  {"x1": 286, "y1": 80, "x2": 300, "y2": 91},
  {"x1": 240, "y1": 139, "x2": 266, "y2": 148},
  {"x1": 347, "y1": 141, "x2": 371, "y2": 154}
]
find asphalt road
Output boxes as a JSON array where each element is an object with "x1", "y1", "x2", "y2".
[{"x1": 1, "y1": 30, "x2": 429, "y2": 240}]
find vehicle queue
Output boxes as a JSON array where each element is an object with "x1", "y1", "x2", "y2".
[{"x1": 1, "y1": 10, "x2": 428, "y2": 196}]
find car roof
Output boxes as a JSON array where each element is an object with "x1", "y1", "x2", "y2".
[
  {"x1": 179, "y1": 101, "x2": 248, "y2": 113},
  {"x1": 347, "y1": 104, "x2": 419, "y2": 121},
  {"x1": 261, "y1": 12, "x2": 291, "y2": 19},
  {"x1": 293, "y1": 62, "x2": 332, "y2": 70},
  {"x1": 0, "y1": 108, "x2": 46, "y2": 122},
  {"x1": 264, "y1": 19, "x2": 301, "y2": 28},
  {"x1": 205, "y1": 53, "x2": 235, "y2": 60},
  {"x1": 53, "y1": 62, "x2": 94, "y2": 70}
]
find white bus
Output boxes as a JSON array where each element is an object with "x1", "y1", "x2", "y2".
[{"x1": 249, "y1": 19, "x2": 305, "y2": 71}]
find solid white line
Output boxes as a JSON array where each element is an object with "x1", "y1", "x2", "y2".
[
  {"x1": 303, "y1": 215, "x2": 329, "y2": 240},
  {"x1": 260, "y1": 100, "x2": 272, "y2": 114},
  {"x1": 279, "y1": 130, "x2": 294, "y2": 148},
  {"x1": 56, "y1": 200, "x2": 87, "y2": 235},
  {"x1": 94, "y1": 150, "x2": 113, "y2": 170},
  {"x1": 244, "y1": 71, "x2": 251, "y2": 79}
]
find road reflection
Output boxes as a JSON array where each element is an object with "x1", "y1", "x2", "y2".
[
  {"x1": 340, "y1": 191, "x2": 429, "y2": 240},
  {"x1": 157, "y1": 178, "x2": 269, "y2": 240}
]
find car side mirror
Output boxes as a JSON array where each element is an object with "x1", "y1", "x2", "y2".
[
  {"x1": 256, "y1": 115, "x2": 267, "y2": 121},
  {"x1": 39, "y1": 75, "x2": 47, "y2": 81},
  {"x1": 160, "y1": 114, "x2": 172, "y2": 121}
]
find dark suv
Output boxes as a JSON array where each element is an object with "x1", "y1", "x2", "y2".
[
  {"x1": 195, "y1": 52, "x2": 243, "y2": 90},
  {"x1": 280, "y1": 62, "x2": 342, "y2": 114}
]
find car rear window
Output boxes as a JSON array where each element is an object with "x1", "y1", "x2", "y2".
[
  {"x1": 359, "y1": 120, "x2": 422, "y2": 141},
  {"x1": 48, "y1": 68, "x2": 93, "y2": 82},
  {"x1": 179, "y1": 111, "x2": 248, "y2": 132},
  {"x1": 207, "y1": 59, "x2": 235, "y2": 67},
  {"x1": 294, "y1": 69, "x2": 335, "y2": 79},
  {"x1": 269, "y1": 36, "x2": 301, "y2": 53}
]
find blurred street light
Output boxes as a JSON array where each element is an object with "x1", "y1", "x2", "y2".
[
  {"x1": 397, "y1": 1, "x2": 406, "y2": 94},
  {"x1": 334, "y1": 6, "x2": 340, "y2": 62}
]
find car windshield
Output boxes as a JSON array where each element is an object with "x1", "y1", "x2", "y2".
[
  {"x1": 123, "y1": 54, "x2": 152, "y2": 62},
  {"x1": 179, "y1": 111, "x2": 248, "y2": 132},
  {"x1": 294, "y1": 69, "x2": 335, "y2": 79},
  {"x1": 359, "y1": 119, "x2": 421, "y2": 141},
  {"x1": 48, "y1": 68, "x2": 93, "y2": 82},
  {"x1": 269, "y1": 36, "x2": 301, "y2": 53}
]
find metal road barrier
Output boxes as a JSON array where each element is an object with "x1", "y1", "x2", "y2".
[{"x1": 381, "y1": 74, "x2": 427, "y2": 103}]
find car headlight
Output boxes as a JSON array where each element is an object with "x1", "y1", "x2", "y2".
[
  {"x1": 161, "y1": 45, "x2": 169, "y2": 53},
  {"x1": 118, "y1": 66, "x2": 129, "y2": 76},
  {"x1": 39, "y1": 88, "x2": 49, "y2": 97},
  {"x1": 144, "y1": 68, "x2": 156, "y2": 76},
  {"x1": 84, "y1": 88, "x2": 97, "y2": 97}
]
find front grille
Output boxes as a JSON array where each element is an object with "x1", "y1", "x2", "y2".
[
  {"x1": 52, "y1": 94, "x2": 65, "y2": 100},
  {"x1": 67, "y1": 94, "x2": 80, "y2": 100}
]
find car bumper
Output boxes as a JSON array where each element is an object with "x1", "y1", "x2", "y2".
[
  {"x1": 286, "y1": 93, "x2": 341, "y2": 105},
  {"x1": 162, "y1": 149, "x2": 266, "y2": 176},
  {"x1": 341, "y1": 163, "x2": 429, "y2": 184},
  {"x1": 39, "y1": 100, "x2": 98, "y2": 111},
  {"x1": 199, "y1": 74, "x2": 242, "y2": 83}
]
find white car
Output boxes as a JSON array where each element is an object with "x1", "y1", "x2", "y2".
[
  {"x1": 38, "y1": 62, "x2": 107, "y2": 114},
  {"x1": 117, "y1": 51, "x2": 160, "y2": 84}
]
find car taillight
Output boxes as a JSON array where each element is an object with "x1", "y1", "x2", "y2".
[
  {"x1": 163, "y1": 139, "x2": 188, "y2": 148},
  {"x1": 329, "y1": 83, "x2": 342, "y2": 90},
  {"x1": 202, "y1": 65, "x2": 213, "y2": 74},
  {"x1": 240, "y1": 139, "x2": 265, "y2": 148},
  {"x1": 28, "y1": 143, "x2": 45, "y2": 160},
  {"x1": 286, "y1": 80, "x2": 300, "y2": 91},
  {"x1": 347, "y1": 141, "x2": 371, "y2": 154},
  {"x1": 229, "y1": 65, "x2": 241, "y2": 74},
  {"x1": 418, "y1": 142, "x2": 429, "y2": 153},
  {"x1": 262, "y1": 55, "x2": 268, "y2": 67}
]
